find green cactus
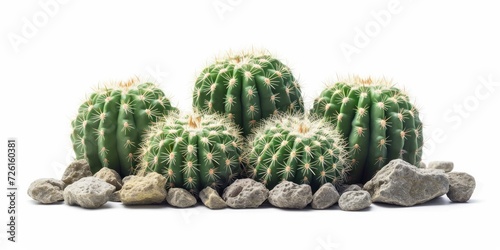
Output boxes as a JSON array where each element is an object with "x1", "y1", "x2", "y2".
[
  {"x1": 138, "y1": 113, "x2": 244, "y2": 194},
  {"x1": 246, "y1": 115, "x2": 349, "y2": 190},
  {"x1": 193, "y1": 50, "x2": 304, "y2": 137},
  {"x1": 310, "y1": 76, "x2": 423, "y2": 183},
  {"x1": 71, "y1": 78, "x2": 178, "y2": 177}
]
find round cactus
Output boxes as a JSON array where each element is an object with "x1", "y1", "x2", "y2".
[
  {"x1": 246, "y1": 115, "x2": 349, "y2": 190},
  {"x1": 193, "y1": 50, "x2": 304, "y2": 136},
  {"x1": 138, "y1": 113, "x2": 244, "y2": 194},
  {"x1": 310, "y1": 76, "x2": 423, "y2": 183},
  {"x1": 71, "y1": 77, "x2": 178, "y2": 177}
]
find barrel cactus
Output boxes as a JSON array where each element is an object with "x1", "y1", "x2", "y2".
[
  {"x1": 310, "y1": 76, "x2": 423, "y2": 183},
  {"x1": 246, "y1": 115, "x2": 349, "y2": 191},
  {"x1": 193, "y1": 50, "x2": 304, "y2": 136},
  {"x1": 71, "y1": 77, "x2": 178, "y2": 177},
  {"x1": 138, "y1": 113, "x2": 244, "y2": 194}
]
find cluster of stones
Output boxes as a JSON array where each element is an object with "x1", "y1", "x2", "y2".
[{"x1": 28, "y1": 158, "x2": 475, "y2": 210}]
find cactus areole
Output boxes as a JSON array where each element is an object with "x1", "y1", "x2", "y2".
[
  {"x1": 311, "y1": 76, "x2": 423, "y2": 183},
  {"x1": 71, "y1": 78, "x2": 178, "y2": 177},
  {"x1": 193, "y1": 51, "x2": 304, "y2": 136}
]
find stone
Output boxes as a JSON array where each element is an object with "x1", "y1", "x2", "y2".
[
  {"x1": 364, "y1": 159, "x2": 449, "y2": 206},
  {"x1": 120, "y1": 172, "x2": 167, "y2": 205},
  {"x1": 94, "y1": 167, "x2": 123, "y2": 190},
  {"x1": 427, "y1": 161, "x2": 454, "y2": 172},
  {"x1": 338, "y1": 191, "x2": 371, "y2": 211},
  {"x1": 63, "y1": 177, "x2": 115, "y2": 208},
  {"x1": 61, "y1": 159, "x2": 93, "y2": 185},
  {"x1": 339, "y1": 184, "x2": 362, "y2": 194},
  {"x1": 110, "y1": 191, "x2": 121, "y2": 202},
  {"x1": 166, "y1": 188, "x2": 197, "y2": 208},
  {"x1": 27, "y1": 178, "x2": 65, "y2": 204},
  {"x1": 222, "y1": 179, "x2": 268, "y2": 208},
  {"x1": 419, "y1": 162, "x2": 426, "y2": 169},
  {"x1": 199, "y1": 187, "x2": 227, "y2": 209},
  {"x1": 311, "y1": 183, "x2": 339, "y2": 209},
  {"x1": 268, "y1": 181, "x2": 312, "y2": 209},
  {"x1": 447, "y1": 172, "x2": 475, "y2": 202}
]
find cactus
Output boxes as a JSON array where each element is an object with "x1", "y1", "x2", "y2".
[
  {"x1": 246, "y1": 115, "x2": 349, "y2": 190},
  {"x1": 71, "y1": 77, "x2": 178, "y2": 177},
  {"x1": 138, "y1": 113, "x2": 244, "y2": 194},
  {"x1": 193, "y1": 50, "x2": 304, "y2": 137},
  {"x1": 310, "y1": 76, "x2": 423, "y2": 183}
]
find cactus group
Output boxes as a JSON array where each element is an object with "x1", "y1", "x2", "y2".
[
  {"x1": 193, "y1": 51, "x2": 304, "y2": 136},
  {"x1": 310, "y1": 76, "x2": 423, "y2": 183},
  {"x1": 71, "y1": 78, "x2": 178, "y2": 177},
  {"x1": 138, "y1": 113, "x2": 244, "y2": 194},
  {"x1": 246, "y1": 115, "x2": 349, "y2": 190}
]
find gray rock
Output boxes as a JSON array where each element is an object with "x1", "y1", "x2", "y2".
[
  {"x1": 338, "y1": 191, "x2": 371, "y2": 211},
  {"x1": 199, "y1": 187, "x2": 227, "y2": 209},
  {"x1": 427, "y1": 161, "x2": 454, "y2": 172},
  {"x1": 447, "y1": 172, "x2": 475, "y2": 202},
  {"x1": 63, "y1": 177, "x2": 115, "y2": 208},
  {"x1": 312, "y1": 183, "x2": 339, "y2": 209},
  {"x1": 28, "y1": 178, "x2": 65, "y2": 204},
  {"x1": 94, "y1": 167, "x2": 123, "y2": 190},
  {"x1": 268, "y1": 181, "x2": 312, "y2": 209},
  {"x1": 62, "y1": 159, "x2": 93, "y2": 185},
  {"x1": 339, "y1": 184, "x2": 362, "y2": 194},
  {"x1": 120, "y1": 172, "x2": 167, "y2": 205},
  {"x1": 166, "y1": 188, "x2": 197, "y2": 208},
  {"x1": 109, "y1": 191, "x2": 121, "y2": 202},
  {"x1": 222, "y1": 179, "x2": 269, "y2": 208},
  {"x1": 364, "y1": 159, "x2": 449, "y2": 206},
  {"x1": 419, "y1": 162, "x2": 427, "y2": 169}
]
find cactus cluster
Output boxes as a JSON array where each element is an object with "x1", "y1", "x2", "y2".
[
  {"x1": 138, "y1": 113, "x2": 244, "y2": 194},
  {"x1": 246, "y1": 115, "x2": 349, "y2": 190},
  {"x1": 193, "y1": 51, "x2": 304, "y2": 136},
  {"x1": 71, "y1": 78, "x2": 178, "y2": 177},
  {"x1": 311, "y1": 76, "x2": 423, "y2": 183}
]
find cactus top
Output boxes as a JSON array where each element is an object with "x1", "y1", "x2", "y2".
[{"x1": 193, "y1": 51, "x2": 304, "y2": 136}]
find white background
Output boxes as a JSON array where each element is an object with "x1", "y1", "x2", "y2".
[{"x1": 1, "y1": 0, "x2": 499, "y2": 249}]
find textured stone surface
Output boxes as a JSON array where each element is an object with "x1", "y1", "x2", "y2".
[
  {"x1": 268, "y1": 181, "x2": 312, "y2": 209},
  {"x1": 447, "y1": 172, "x2": 475, "y2": 202},
  {"x1": 222, "y1": 179, "x2": 268, "y2": 208},
  {"x1": 199, "y1": 187, "x2": 227, "y2": 209},
  {"x1": 312, "y1": 183, "x2": 339, "y2": 209},
  {"x1": 94, "y1": 167, "x2": 123, "y2": 190},
  {"x1": 120, "y1": 172, "x2": 167, "y2": 205},
  {"x1": 364, "y1": 159, "x2": 449, "y2": 206},
  {"x1": 339, "y1": 184, "x2": 362, "y2": 194},
  {"x1": 61, "y1": 159, "x2": 93, "y2": 185},
  {"x1": 109, "y1": 191, "x2": 121, "y2": 202},
  {"x1": 338, "y1": 191, "x2": 371, "y2": 211},
  {"x1": 166, "y1": 188, "x2": 197, "y2": 208},
  {"x1": 63, "y1": 177, "x2": 115, "y2": 208},
  {"x1": 427, "y1": 161, "x2": 454, "y2": 172},
  {"x1": 28, "y1": 178, "x2": 65, "y2": 204}
]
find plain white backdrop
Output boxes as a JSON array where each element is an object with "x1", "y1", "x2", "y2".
[{"x1": 1, "y1": 0, "x2": 499, "y2": 249}]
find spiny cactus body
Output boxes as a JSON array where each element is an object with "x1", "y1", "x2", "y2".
[
  {"x1": 247, "y1": 115, "x2": 349, "y2": 190},
  {"x1": 138, "y1": 113, "x2": 244, "y2": 194},
  {"x1": 311, "y1": 76, "x2": 423, "y2": 183},
  {"x1": 193, "y1": 51, "x2": 304, "y2": 136},
  {"x1": 71, "y1": 78, "x2": 178, "y2": 177}
]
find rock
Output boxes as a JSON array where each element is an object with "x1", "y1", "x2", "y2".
[
  {"x1": 120, "y1": 172, "x2": 167, "y2": 205},
  {"x1": 166, "y1": 188, "x2": 197, "y2": 208},
  {"x1": 222, "y1": 179, "x2": 268, "y2": 208},
  {"x1": 427, "y1": 161, "x2": 454, "y2": 172},
  {"x1": 339, "y1": 184, "x2": 362, "y2": 194},
  {"x1": 109, "y1": 191, "x2": 121, "y2": 202},
  {"x1": 63, "y1": 177, "x2": 115, "y2": 208},
  {"x1": 199, "y1": 187, "x2": 227, "y2": 209},
  {"x1": 419, "y1": 162, "x2": 426, "y2": 168},
  {"x1": 311, "y1": 183, "x2": 339, "y2": 209},
  {"x1": 447, "y1": 172, "x2": 475, "y2": 202},
  {"x1": 338, "y1": 191, "x2": 371, "y2": 211},
  {"x1": 94, "y1": 167, "x2": 123, "y2": 190},
  {"x1": 27, "y1": 178, "x2": 65, "y2": 204},
  {"x1": 268, "y1": 181, "x2": 312, "y2": 209},
  {"x1": 364, "y1": 159, "x2": 449, "y2": 206},
  {"x1": 61, "y1": 159, "x2": 93, "y2": 185}
]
